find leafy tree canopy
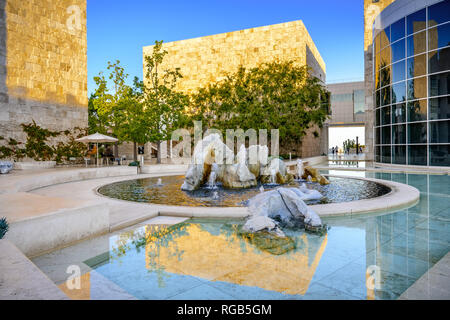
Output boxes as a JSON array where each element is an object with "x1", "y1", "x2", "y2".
[{"x1": 189, "y1": 60, "x2": 330, "y2": 147}]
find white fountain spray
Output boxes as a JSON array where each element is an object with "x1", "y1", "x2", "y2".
[
  {"x1": 207, "y1": 171, "x2": 217, "y2": 189},
  {"x1": 259, "y1": 185, "x2": 265, "y2": 193},
  {"x1": 156, "y1": 178, "x2": 163, "y2": 186},
  {"x1": 270, "y1": 169, "x2": 277, "y2": 184}
]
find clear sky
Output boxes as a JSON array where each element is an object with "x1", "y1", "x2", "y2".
[{"x1": 87, "y1": 0, "x2": 365, "y2": 95}]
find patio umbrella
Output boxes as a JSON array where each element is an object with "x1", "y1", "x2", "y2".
[{"x1": 75, "y1": 132, "x2": 118, "y2": 166}]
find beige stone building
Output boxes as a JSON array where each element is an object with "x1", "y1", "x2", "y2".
[
  {"x1": 0, "y1": 0, "x2": 88, "y2": 142},
  {"x1": 141, "y1": 20, "x2": 328, "y2": 159}
]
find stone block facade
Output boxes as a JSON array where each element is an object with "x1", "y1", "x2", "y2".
[{"x1": 0, "y1": 0, "x2": 87, "y2": 142}]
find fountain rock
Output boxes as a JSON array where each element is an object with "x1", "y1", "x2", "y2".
[
  {"x1": 301, "y1": 166, "x2": 329, "y2": 185},
  {"x1": 247, "y1": 187, "x2": 322, "y2": 229},
  {"x1": 182, "y1": 134, "x2": 234, "y2": 191},
  {"x1": 242, "y1": 216, "x2": 285, "y2": 238},
  {"x1": 246, "y1": 145, "x2": 269, "y2": 178},
  {"x1": 0, "y1": 161, "x2": 13, "y2": 174},
  {"x1": 296, "y1": 183, "x2": 323, "y2": 201},
  {"x1": 260, "y1": 158, "x2": 293, "y2": 185}
]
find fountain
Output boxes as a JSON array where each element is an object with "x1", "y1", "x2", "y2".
[
  {"x1": 156, "y1": 178, "x2": 163, "y2": 186},
  {"x1": 181, "y1": 134, "x2": 292, "y2": 191},
  {"x1": 207, "y1": 171, "x2": 217, "y2": 189},
  {"x1": 181, "y1": 134, "x2": 325, "y2": 236}
]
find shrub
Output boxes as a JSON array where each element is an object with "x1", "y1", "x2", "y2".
[{"x1": 0, "y1": 217, "x2": 9, "y2": 239}]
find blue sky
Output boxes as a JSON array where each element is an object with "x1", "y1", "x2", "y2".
[{"x1": 87, "y1": 0, "x2": 364, "y2": 95}]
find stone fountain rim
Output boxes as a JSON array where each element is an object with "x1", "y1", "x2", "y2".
[{"x1": 93, "y1": 173, "x2": 420, "y2": 218}]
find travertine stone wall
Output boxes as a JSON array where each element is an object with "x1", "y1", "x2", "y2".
[
  {"x1": 364, "y1": 0, "x2": 396, "y2": 161},
  {"x1": 143, "y1": 20, "x2": 326, "y2": 94},
  {"x1": 142, "y1": 20, "x2": 326, "y2": 158},
  {"x1": 0, "y1": 0, "x2": 87, "y2": 142}
]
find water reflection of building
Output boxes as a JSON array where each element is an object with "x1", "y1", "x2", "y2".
[{"x1": 144, "y1": 223, "x2": 328, "y2": 295}]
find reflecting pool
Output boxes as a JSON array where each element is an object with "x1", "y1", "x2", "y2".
[{"x1": 33, "y1": 171, "x2": 449, "y2": 300}]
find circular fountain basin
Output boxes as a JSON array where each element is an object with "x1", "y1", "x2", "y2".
[{"x1": 97, "y1": 175, "x2": 391, "y2": 207}]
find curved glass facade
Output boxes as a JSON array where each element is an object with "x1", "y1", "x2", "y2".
[{"x1": 373, "y1": 0, "x2": 450, "y2": 167}]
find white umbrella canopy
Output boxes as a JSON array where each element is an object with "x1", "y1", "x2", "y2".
[
  {"x1": 76, "y1": 132, "x2": 118, "y2": 166},
  {"x1": 75, "y1": 132, "x2": 118, "y2": 143}
]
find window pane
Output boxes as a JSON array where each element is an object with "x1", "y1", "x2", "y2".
[
  {"x1": 381, "y1": 106, "x2": 391, "y2": 125},
  {"x1": 392, "y1": 124, "x2": 406, "y2": 144},
  {"x1": 429, "y1": 145, "x2": 450, "y2": 167},
  {"x1": 382, "y1": 146, "x2": 391, "y2": 163},
  {"x1": 382, "y1": 125, "x2": 391, "y2": 144},
  {"x1": 407, "y1": 99, "x2": 427, "y2": 122},
  {"x1": 407, "y1": 77, "x2": 427, "y2": 100},
  {"x1": 391, "y1": 39, "x2": 405, "y2": 62},
  {"x1": 408, "y1": 145, "x2": 427, "y2": 165},
  {"x1": 375, "y1": 146, "x2": 380, "y2": 162},
  {"x1": 392, "y1": 60, "x2": 405, "y2": 83},
  {"x1": 429, "y1": 96, "x2": 450, "y2": 120},
  {"x1": 375, "y1": 127, "x2": 381, "y2": 145},
  {"x1": 393, "y1": 145, "x2": 406, "y2": 164},
  {"x1": 375, "y1": 52, "x2": 381, "y2": 72},
  {"x1": 428, "y1": 23, "x2": 450, "y2": 51},
  {"x1": 407, "y1": 31, "x2": 426, "y2": 57},
  {"x1": 408, "y1": 122, "x2": 427, "y2": 143},
  {"x1": 380, "y1": 46, "x2": 391, "y2": 67},
  {"x1": 428, "y1": 0, "x2": 450, "y2": 27},
  {"x1": 406, "y1": 54, "x2": 426, "y2": 79},
  {"x1": 430, "y1": 120, "x2": 450, "y2": 143},
  {"x1": 376, "y1": 90, "x2": 381, "y2": 108},
  {"x1": 391, "y1": 17, "x2": 406, "y2": 42},
  {"x1": 376, "y1": 108, "x2": 381, "y2": 126},
  {"x1": 392, "y1": 81, "x2": 406, "y2": 103},
  {"x1": 382, "y1": 85, "x2": 391, "y2": 106},
  {"x1": 429, "y1": 47, "x2": 450, "y2": 74},
  {"x1": 380, "y1": 26, "x2": 391, "y2": 49},
  {"x1": 407, "y1": 8, "x2": 426, "y2": 35},
  {"x1": 429, "y1": 71, "x2": 450, "y2": 97},
  {"x1": 375, "y1": 32, "x2": 381, "y2": 53},
  {"x1": 353, "y1": 89, "x2": 365, "y2": 118},
  {"x1": 392, "y1": 103, "x2": 406, "y2": 123},
  {"x1": 381, "y1": 66, "x2": 391, "y2": 88}
]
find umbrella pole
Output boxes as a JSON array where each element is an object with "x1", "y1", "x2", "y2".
[{"x1": 97, "y1": 142, "x2": 99, "y2": 167}]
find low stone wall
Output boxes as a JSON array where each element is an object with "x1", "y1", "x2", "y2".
[
  {"x1": 14, "y1": 161, "x2": 56, "y2": 170},
  {"x1": 4, "y1": 200, "x2": 109, "y2": 257},
  {"x1": 0, "y1": 240, "x2": 68, "y2": 300},
  {"x1": 0, "y1": 166, "x2": 138, "y2": 194},
  {"x1": 140, "y1": 164, "x2": 189, "y2": 174}
]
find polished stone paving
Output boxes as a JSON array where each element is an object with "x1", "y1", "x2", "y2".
[{"x1": 32, "y1": 171, "x2": 449, "y2": 300}]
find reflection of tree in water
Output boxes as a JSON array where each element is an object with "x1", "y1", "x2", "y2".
[{"x1": 110, "y1": 223, "x2": 190, "y2": 287}]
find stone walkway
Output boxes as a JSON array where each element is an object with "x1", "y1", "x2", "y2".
[{"x1": 399, "y1": 252, "x2": 450, "y2": 300}]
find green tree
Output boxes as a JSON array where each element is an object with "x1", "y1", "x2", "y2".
[
  {"x1": 190, "y1": 60, "x2": 330, "y2": 150},
  {"x1": 143, "y1": 40, "x2": 189, "y2": 163},
  {"x1": 90, "y1": 61, "x2": 151, "y2": 161}
]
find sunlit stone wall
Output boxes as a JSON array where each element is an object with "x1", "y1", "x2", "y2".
[
  {"x1": 142, "y1": 20, "x2": 327, "y2": 158},
  {"x1": 143, "y1": 20, "x2": 325, "y2": 94},
  {"x1": 0, "y1": 0, "x2": 87, "y2": 141}
]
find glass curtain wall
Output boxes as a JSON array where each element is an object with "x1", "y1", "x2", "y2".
[{"x1": 373, "y1": 0, "x2": 450, "y2": 166}]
